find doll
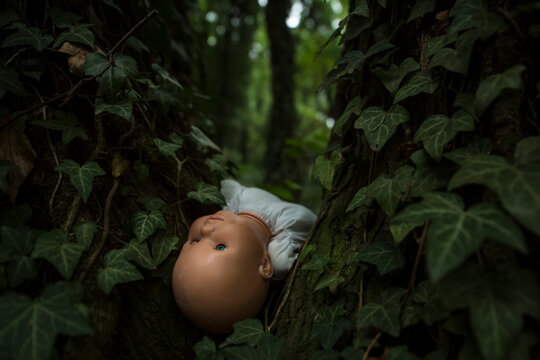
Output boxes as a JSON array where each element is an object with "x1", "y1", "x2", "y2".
[{"x1": 172, "y1": 179, "x2": 317, "y2": 333}]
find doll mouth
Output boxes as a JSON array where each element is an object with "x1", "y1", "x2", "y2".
[{"x1": 209, "y1": 216, "x2": 224, "y2": 221}]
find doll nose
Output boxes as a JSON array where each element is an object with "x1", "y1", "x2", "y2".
[{"x1": 201, "y1": 220, "x2": 216, "y2": 236}]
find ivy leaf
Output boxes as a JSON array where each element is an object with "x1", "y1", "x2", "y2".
[
  {"x1": 97, "y1": 249, "x2": 143, "y2": 294},
  {"x1": 136, "y1": 196, "x2": 165, "y2": 212},
  {"x1": 351, "y1": 0, "x2": 370, "y2": 17},
  {"x1": 346, "y1": 187, "x2": 373, "y2": 213},
  {"x1": 475, "y1": 64, "x2": 526, "y2": 116},
  {"x1": 393, "y1": 71, "x2": 438, "y2": 103},
  {"x1": 444, "y1": 137, "x2": 492, "y2": 164},
  {"x1": 387, "y1": 346, "x2": 421, "y2": 360},
  {"x1": 449, "y1": 0, "x2": 506, "y2": 41},
  {"x1": 373, "y1": 57, "x2": 419, "y2": 95},
  {"x1": 357, "y1": 287, "x2": 406, "y2": 337},
  {"x1": 193, "y1": 336, "x2": 224, "y2": 360},
  {"x1": 82, "y1": 52, "x2": 109, "y2": 76},
  {"x1": 0, "y1": 226, "x2": 37, "y2": 286},
  {"x1": 150, "y1": 84, "x2": 182, "y2": 113},
  {"x1": 126, "y1": 36, "x2": 150, "y2": 53},
  {"x1": 189, "y1": 126, "x2": 221, "y2": 152},
  {"x1": 102, "y1": 0, "x2": 123, "y2": 13},
  {"x1": 153, "y1": 138, "x2": 181, "y2": 157},
  {"x1": 31, "y1": 228, "x2": 85, "y2": 279},
  {"x1": 367, "y1": 166, "x2": 414, "y2": 216},
  {"x1": 335, "y1": 42, "x2": 396, "y2": 75},
  {"x1": 31, "y1": 111, "x2": 88, "y2": 145},
  {"x1": 309, "y1": 350, "x2": 341, "y2": 360},
  {"x1": 53, "y1": 24, "x2": 94, "y2": 48},
  {"x1": 414, "y1": 110, "x2": 475, "y2": 161},
  {"x1": 223, "y1": 346, "x2": 259, "y2": 360},
  {"x1": 187, "y1": 182, "x2": 226, "y2": 206},
  {"x1": 152, "y1": 63, "x2": 183, "y2": 89},
  {"x1": 1, "y1": 22, "x2": 53, "y2": 51},
  {"x1": 132, "y1": 211, "x2": 166, "y2": 241},
  {"x1": 0, "y1": 67, "x2": 26, "y2": 97},
  {"x1": 312, "y1": 149, "x2": 343, "y2": 190},
  {"x1": 428, "y1": 45, "x2": 471, "y2": 75},
  {"x1": 315, "y1": 272, "x2": 345, "y2": 292},
  {"x1": 112, "y1": 55, "x2": 138, "y2": 77},
  {"x1": 425, "y1": 33, "x2": 457, "y2": 59},
  {"x1": 301, "y1": 253, "x2": 330, "y2": 272},
  {"x1": 0, "y1": 282, "x2": 92, "y2": 360},
  {"x1": 256, "y1": 332, "x2": 285, "y2": 360},
  {"x1": 133, "y1": 160, "x2": 149, "y2": 183},
  {"x1": 74, "y1": 222, "x2": 96, "y2": 250},
  {"x1": 312, "y1": 303, "x2": 352, "y2": 350},
  {"x1": 392, "y1": 192, "x2": 526, "y2": 281},
  {"x1": 410, "y1": 149, "x2": 452, "y2": 197},
  {"x1": 56, "y1": 160, "x2": 105, "y2": 203},
  {"x1": 0, "y1": 204, "x2": 32, "y2": 228},
  {"x1": 220, "y1": 319, "x2": 265, "y2": 348},
  {"x1": 407, "y1": 0, "x2": 436, "y2": 22},
  {"x1": 349, "y1": 233, "x2": 405, "y2": 275},
  {"x1": 151, "y1": 236, "x2": 178, "y2": 266},
  {"x1": 354, "y1": 104, "x2": 409, "y2": 151},
  {"x1": 334, "y1": 96, "x2": 365, "y2": 136},
  {"x1": 95, "y1": 101, "x2": 133, "y2": 120},
  {"x1": 47, "y1": 7, "x2": 83, "y2": 28},
  {"x1": 125, "y1": 238, "x2": 156, "y2": 270}
]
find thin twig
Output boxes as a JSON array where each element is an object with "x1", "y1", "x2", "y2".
[
  {"x1": 107, "y1": 9, "x2": 158, "y2": 57},
  {"x1": 497, "y1": 7, "x2": 524, "y2": 38},
  {"x1": 363, "y1": 331, "x2": 382, "y2": 360},
  {"x1": 47, "y1": 130, "x2": 62, "y2": 214},
  {"x1": 407, "y1": 221, "x2": 429, "y2": 295},
  {"x1": 175, "y1": 157, "x2": 189, "y2": 230}
]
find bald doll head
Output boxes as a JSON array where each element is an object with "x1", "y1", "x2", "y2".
[{"x1": 172, "y1": 210, "x2": 273, "y2": 333}]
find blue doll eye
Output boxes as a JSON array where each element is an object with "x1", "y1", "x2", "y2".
[{"x1": 215, "y1": 244, "x2": 227, "y2": 251}]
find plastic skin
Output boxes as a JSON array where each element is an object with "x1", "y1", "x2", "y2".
[{"x1": 172, "y1": 210, "x2": 273, "y2": 333}]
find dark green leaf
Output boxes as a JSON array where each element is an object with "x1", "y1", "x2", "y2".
[
  {"x1": 74, "y1": 222, "x2": 96, "y2": 250},
  {"x1": 393, "y1": 192, "x2": 526, "y2": 281},
  {"x1": 102, "y1": 0, "x2": 123, "y2": 13},
  {"x1": 0, "y1": 226, "x2": 36, "y2": 286},
  {"x1": 312, "y1": 149, "x2": 342, "y2": 190},
  {"x1": 449, "y1": 0, "x2": 506, "y2": 40},
  {"x1": 126, "y1": 36, "x2": 150, "y2": 53},
  {"x1": 444, "y1": 137, "x2": 492, "y2": 164},
  {"x1": 56, "y1": 160, "x2": 105, "y2": 202},
  {"x1": 95, "y1": 101, "x2": 133, "y2": 120},
  {"x1": 132, "y1": 210, "x2": 166, "y2": 241},
  {"x1": 112, "y1": 55, "x2": 138, "y2": 77},
  {"x1": 0, "y1": 67, "x2": 25, "y2": 97},
  {"x1": 53, "y1": 24, "x2": 94, "y2": 48},
  {"x1": 31, "y1": 228, "x2": 84, "y2": 279},
  {"x1": 309, "y1": 350, "x2": 340, "y2": 360},
  {"x1": 475, "y1": 64, "x2": 526, "y2": 116},
  {"x1": 350, "y1": 233, "x2": 405, "y2": 275},
  {"x1": 31, "y1": 111, "x2": 87, "y2": 145},
  {"x1": 126, "y1": 238, "x2": 156, "y2": 270},
  {"x1": 223, "y1": 346, "x2": 259, "y2": 360},
  {"x1": 193, "y1": 336, "x2": 224, "y2": 360},
  {"x1": 301, "y1": 253, "x2": 330, "y2": 271},
  {"x1": 425, "y1": 33, "x2": 457, "y2": 59},
  {"x1": 149, "y1": 85, "x2": 182, "y2": 113},
  {"x1": 352, "y1": 0, "x2": 369, "y2": 17},
  {"x1": 428, "y1": 45, "x2": 471, "y2": 75},
  {"x1": 410, "y1": 149, "x2": 452, "y2": 197},
  {"x1": 151, "y1": 236, "x2": 178, "y2": 266},
  {"x1": 153, "y1": 138, "x2": 181, "y2": 157},
  {"x1": 256, "y1": 332, "x2": 285, "y2": 360},
  {"x1": 152, "y1": 63, "x2": 183, "y2": 89},
  {"x1": 357, "y1": 288, "x2": 406, "y2": 337},
  {"x1": 334, "y1": 96, "x2": 364, "y2": 136},
  {"x1": 1, "y1": 22, "x2": 53, "y2": 51},
  {"x1": 414, "y1": 110, "x2": 475, "y2": 161},
  {"x1": 408, "y1": 0, "x2": 436, "y2": 22},
  {"x1": 220, "y1": 319, "x2": 265, "y2": 347},
  {"x1": 0, "y1": 9, "x2": 17, "y2": 28},
  {"x1": 0, "y1": 204, "x2": 32, "y2": 228},
  {"x1": 97, "y1": 249, "x2": 143, "y2": 294},
  {"x1": 346, "y1": 187, "x2": 373, "y2": 213},
  {"x1": 373, "y1": 57, "x2": 419, "y2": 95},
  {"x1": 187, "y1": 182, "x2": 226, "y2": 206},
  {"x1": 133, "y1": 160, "x2": 149, "y2": 182},
  {"x1": 312, "y1": 303, "x2": 352, "y2": 350},
  {"x1": 387, "y1": 346, "x2": 421, "y2": 360},
  {"x1": 354, "y1": 104, "x2": 409, "y2": 151},
  {"x1": 315, "y1": 272, "x2": 345, "y2": 292},
  {"x1": 189, "y1": 126, "x2": 221, "y2": 152},
  {"x1": 340, "y1": 346, "x2": 365, "y2": 360},
  {"x1": 0, "y1": 282, "x2": 92, "y2": 360},
  {"x1": 393, "y1": 71, "x2": 438, "y2": 103},
  {"x1": 47, "y1": 7, "x2": 82, "y2": 28},
  {"x1": 136, "y1": 196, "x2": 164, "y2": 212},
  {"x1": 19, "y1": 57, "x2": 45, "y2": 80},
  {"x1": 82, "y1": 52, "x2": 108, "y2": 76},
  {"x1": 367, "y1": 166, "x2": 414, "y2": 216},
  {"x1": 376, "y1": 0, "x2": 387, "y2": 8}
]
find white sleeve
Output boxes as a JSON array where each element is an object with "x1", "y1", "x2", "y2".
[{"x1": 220, "y1": 179, "x2": 242, "y2": 212}]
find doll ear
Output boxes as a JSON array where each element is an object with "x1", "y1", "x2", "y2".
[{"x1": 259, "y1": 251, "x2": 273, "y2": 280}]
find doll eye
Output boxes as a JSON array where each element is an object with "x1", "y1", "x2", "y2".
[
  {"x1": 215, "y1": 244, "x2": 227, "y2": 251},
  {"x1": 190, "y1": 239, "x2": 199, "y2": 244}
]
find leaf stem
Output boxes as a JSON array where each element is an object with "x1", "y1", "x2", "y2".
[{"x1": 363, "y1": 331, "x2": 382, "y2": 360}]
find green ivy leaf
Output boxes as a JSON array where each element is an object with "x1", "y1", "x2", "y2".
[
  {"x1": 449, "y1": 0, "x2": 506, "y2": 41},
  {"x1": 312, "y1": 303, "x2": 352, "y2": 350},
  {"x1": 349, "y1": 233, "x2": 405, "y2": 275},
  {"x1": 392, "y1": 192, "x2": 527, "y2": 281},
  {"x1": 223, "y1": 346, "x2": 259, "y2": 360},
  {"x1": 334, "y1": 96, "x2": 365, "y2": 136},
  {"x1": 153, "y1": 138, "x2": 181, "y2": 157},
  {"x1": 31, "y1": 111, "x2": 88, "y2": 145},
  {"x1": 193, "y1": 336, "x2": 224, "y2": 360},
  {"x1": 133, "y1": 160, "x2": 149, "y2": 183},
  {"x1": 95, "y1": 101, "x2": 133, "y2": 120},
  {"x1": 0, "y1": 204, "x2": 32, "y2": 228},
  {"x1": 47, "y1": 7, "x2": 82, "y2": 28},
  {"x1": 449, "y1": 137, "x2": 540, "y2": 236},
  {"x1": 428, "y1": 45, "x2": 471, "y2": 75},
  {"x1": 0, "y1": 9, "x2": 18, "y2": 28},
  {"x1": 367, "y1": 165, "x2": 414, "y2": 216},
  {"x1": 340, "y1": 346, "x2": 365, "y2": 360},
  {"x1": 220, "y1": 319, "x2": 265, "y2": 348},
  {"x1": 126, "y1": 36, "x2": 150, "y2": 53},
  {"x1": 0, "y1": 282, "x2": 92, "y2": 360},
  {"x1": 132, "y1": 210, "x2": 166, "y2": 241},
  {"x1": 187, "y1": 182, "x2": 226, "y2": 206},
  {"x1": 82, "y1": 52, "x2": 108, "y2": 76},
  {"x1": 315, "y1": 272, "x2": 345, "y2": 292},
  {"x1": 335, "y1": 42, "x2": 396, "y2": 75},
  {"x1": 0, "y1": 226, "x2": 37, "y2": 286},
  {"x1": 0, "y1": 67, "x2": 26, "y2": 97},
  {"x1": 56, "y1": 160, "x2": 105, "y2": 203},
  {"x1": 136, "y1": 196, "x2": 165, "y2": 212},
  {"x1": 444, "y1": 137, "x2": 492, "y2": 164},
  {"x1": 475, "y1": 64, "x2": 526, "y2": 116},
  {"x1": 393, "y1": 71, "x2": 438, "y2": 103},
  {"x1": 301, "y1": 253, "x2": 330, "y2": 271},
  {"x1": 414, "y1": 110, "x2": 475, "y2": 161},
  {"x1": 189, "y1": 126, "x2": 221, "y2": 152},
  {"x1": 152, "y1": 63, "x2": 183, "y2": 89},
  {"x1": 387, "y1": 346, "x2": 421, "y2": 360},
  {"x1": 373, "y1": 57, "x2": 419, "y2": 95},
  {"x1": 357, "y1": 287, "x2": 406, "y2": 337},
  {"x1": 407, "y1": 0, "x2": 436, "y2": 22},
  {"x1": 102, "y1": 0, "x2": 123, "y2": 13},
  {"x1": 74, "y1": 222, "x2": 96, "y2": 250},
  {"x1": 312, "y1": 149, "x2": 343, "y2": 190},
  {"x1": 97, "y1": 249, "x2": 143, "y2": 294},
  {"x1": 389, "y1": 222, "x2": 420, "y2": 243},
  {"x1": 151, "y1": 236, "x2": 178, "y2": 266},
  {"x1": 1, "y1": 22, "x2": 53, "y2": 51},
  {"x1": 31, "y1": 228, "x2": 84, "y2": 279},
  {"x1": 425, "y1": 33, "x2": 457, "y2": 59},
  {"x1": 150, "y1": 84, "x2": 182, "y2": 113},
  {"x1": 351, "y1": 0, "x2": 369, "y2": 17},
  {"x1": 112, "y1": 55, "x2": 138, "y2": 77},
  {"x1": 256, "y1": 332, "x2": 285, "y2": 360},
  {"x1": 354, "y1": 104, "x2": 409, "y2": 151},
  {"x1": 53, "y1": 24, "x2": 94, "y2": 48},
  {"x1": 410, "y1": 149, "x2": 452, "y2": 197},
  {"x1": 309, "y1": 350, "x2": 341, "y2": 360},
  {"x1": 346, "y1": 187, "x2": 373, "y2": 213},
  {"x1": 125, "y1": 238, "x2": 156, "y2": 270}
]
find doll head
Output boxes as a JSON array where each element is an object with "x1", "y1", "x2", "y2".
[{"x1": 172, "y1": 210, "x2": 273, "y2": 333}]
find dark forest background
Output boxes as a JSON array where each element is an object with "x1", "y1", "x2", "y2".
[{"x1": 0, "y1": 0, "x2": 539, "y2": 359}]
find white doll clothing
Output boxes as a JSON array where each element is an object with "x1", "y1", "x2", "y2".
[{"x1": 220, "y1": 179, "x2": 317, "y2": 280}]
